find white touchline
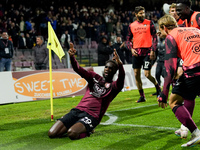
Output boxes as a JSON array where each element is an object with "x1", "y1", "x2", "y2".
[
  {"x1": 100, "y1": 113, "x2": 118, "y2": 125},
  {"x1": 100, "y1": 104, "x2": 178, "y2": 131}
]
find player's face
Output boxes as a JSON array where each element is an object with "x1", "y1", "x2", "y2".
[
  {"x1": 176, "y1": 3, "x2": 188, "y2": 20},
  {"x1": 158, "y1": 26, "x2": 167, "y2": 38},
  {"x1": 169, "y1": 8, "x2": 179, "y2": 20},
  {"x1": 103, "y1": 62, "x2": 116, "y2": 81},
  {"x1": 136, "y1": 10, "x2": 145, "y2": 22}
]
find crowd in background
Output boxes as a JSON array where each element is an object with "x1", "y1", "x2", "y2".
[
  {"x1": 0, "y1": 0, "x2": 200, "y2": 66},
  {"x1": 0, "y1": 1, "x2": 168, "y2": 49}
]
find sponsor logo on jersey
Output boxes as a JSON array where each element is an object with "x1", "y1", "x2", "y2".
[{"x1": 192, "y1": 42, "x2": 200, "y2": 55}]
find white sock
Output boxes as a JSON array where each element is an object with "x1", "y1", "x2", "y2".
[{"x1": 192, "y1": 128, "x2": 200, "y2": 137}]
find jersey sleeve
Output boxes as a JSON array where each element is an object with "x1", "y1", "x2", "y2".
[
  {"x1": 150, "y1": 21, "x2": 158, "y2": 52},
  {"x1": 112, "y1": 64, "x2": 125, "y2": 91},
  {"x1": 70, "y1": 55, "x2": 93, "y2": 82},
  {"x1": 162, "y1": 35, "x2": 178, "y2": 101},
  {"x1": 126, "y1": 24, "x2": 133, "y2": 50}
]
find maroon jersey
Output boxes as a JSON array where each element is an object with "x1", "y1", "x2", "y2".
[{"x1": 70, "y1": 56, "x2": 125, "y2": 122}]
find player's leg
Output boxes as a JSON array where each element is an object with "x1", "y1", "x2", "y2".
[
  {"x1": 155, "y1": 62, "x2": 163, "y2": 86},
  {"x1": 132, "y1": 56, "x2": 145, "y2": 102},
  {"x1": 67, "y1": 122, "x2": 87, "y2": 140},
  {"x1": 68, "y1": 113, "x2": 99, "y2": 140},
  {"x1": 151, "y1": 62, "x2": 163, "y2": 96},
  {"x1": 133, "y1": 68, "x2": 142, "y2": 90},
  {"x1": 169, "y1": 94, "x2": 200, "y2": 147},
  {"x1": 177, "y1": 99, "x2": 195, "y2": 137},
  {"x1": 144, "y1": 69, "x2": 161, "y2": 96},
  {"x1": 48, "y1": 108, "x2": 79, "y2": 138},
  {"x1": 133, "y1": 68, "x2": 146, "y2": 102},
  {"x1": 143, "y1": 56, "x2": 161, "y2": 97},
  {"x1": 181, "y1": 99, "x2": 195, "y2": 138},
  {"x1": 170, "y1": 75, "x2": 200, "y2": 147},
  {"x1": 48, "y1": 120, "x2": 67, "y2": 138}
]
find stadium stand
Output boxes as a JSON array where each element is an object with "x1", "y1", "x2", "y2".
[{"x1": 0, "y1": 0, "x2": 199, "y2": 71}]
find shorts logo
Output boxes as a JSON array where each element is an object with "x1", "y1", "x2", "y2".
[
  {"x1": 81, "y1": 117, "x2": 93, "y2": 127},
  {"x1": 192, "y1": 43, "x2": 200, "y2": 55}
]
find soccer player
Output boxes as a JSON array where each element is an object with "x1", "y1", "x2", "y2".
[
  {"x1": 176, "y1": 0, "x2": 200, "y2": 29},
  {"x1": 173, "y1": 0, "x2": 200, "y2": 138},
  {"x1": 48, "y1": 43, "x2": 125, "y2": 140},
  {"x1": 157, "y1": 14, "x2": 200, "y2": 147},
  {"x1": 169, "y1": 3, "x2": 185, "y2": 26},
  {"x1": 126, "y1": 6, "x2": 161, "y2": 103}
]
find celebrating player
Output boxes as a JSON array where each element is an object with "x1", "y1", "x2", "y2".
[{"x1": 48, "y1": 43, "x2": 125, "y2": 140}]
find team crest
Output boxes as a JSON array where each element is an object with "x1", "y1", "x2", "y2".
[
  {"x1": 191, "y1": 21, "x2": 193, "y2": 26},
  {"x1": 105, "y1": 83, "x2": 111, "y2": 88},
  {"x1": 144, "y1": 24, "x2": 147, "y2": 26}
]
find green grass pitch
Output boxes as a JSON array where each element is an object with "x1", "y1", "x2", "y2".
[{"x1": 0, "y1": 87, "x2": 200, "y2": 150}]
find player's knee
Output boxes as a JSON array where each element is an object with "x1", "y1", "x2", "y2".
[
  {"x1": 134, "y1": 72, "x2": 140, "y2": 80},
  {"x1": 48, "y1": 129, "x2": 57, "y2": 138},
  {"x1": 169, "y1": 99, "x2": 179, "y2": 110},
  {"x1": 144, "y1": 74, "x2": 149, "y2": 78},
  {"x1": 169, "y1": 101, "x2": 174, "y2": 109},
  {"x1": 67, "y1": 128, "x2": 79, "y2": 140},
  {"x1": 144, "y1": 72, "x2": 151, "y2": 78}
]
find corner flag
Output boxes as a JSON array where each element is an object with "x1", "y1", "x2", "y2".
[
  {"x1": 47, "y1": 22, "x2": 65, "y2": 121},
  {"x1": 47, "y1": 22, "x2": 65, "y2": 61}
]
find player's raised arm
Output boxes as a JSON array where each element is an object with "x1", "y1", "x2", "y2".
[
  {"x1": 68, "y1": 42, "x2": 77, "y2": 56},
  {"x1": 112, "y1": 49, "x2": 123, "y2": 65}
]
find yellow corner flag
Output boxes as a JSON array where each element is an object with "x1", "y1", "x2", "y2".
[
  {"x1": 47, "y1": 22, "x2": 65, "y2": 61},
  {"x1": 47, "y1": 22, "x2": 65, "y2": 121}
]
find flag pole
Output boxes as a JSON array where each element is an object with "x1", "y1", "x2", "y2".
[
  {"x1": 49, "y1": 46, "x2": 53, "y2": 121},
  {"x1": 48, "y1": 22, "x2": 54, "y2": 121},
  {"x1": 49, "y1": 45, "x2": 54, "y2": 121}
]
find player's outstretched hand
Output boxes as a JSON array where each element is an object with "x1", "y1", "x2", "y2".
[
  {"x1": 157, "y1": 92, "x2": 168, "y2": 109},
  {"x1": 113, "y1": 49, "x2": 122, "y2": 65},
  {"x1": 158, "y1": 101, "x2": 168, "y2": 109},
  {"x1": 68, "y1": 42, "x2": 76, "y2": 56}
]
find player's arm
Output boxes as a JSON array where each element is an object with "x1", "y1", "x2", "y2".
[
  {"x1": 112, "y1": 49, "x2": 125, "y2": 90},
  {"x1": 158, "y1": 35, "x2": 178, "y2": 108},
  {"x1": 126, "y1": 25, "x2": 133, "y2": 50},
  {"x1": 68, "y1": 43, "x2": 93, "y2": 81},
  {"x1": 126, "y1": 25, "x2": 138, "y2": 56},
  {"x1": 150, "y1": 21, "x2": 157, "y2": 60},
  {"x1": 195, "y1": 13, "x2": 200, "y2": 28}
]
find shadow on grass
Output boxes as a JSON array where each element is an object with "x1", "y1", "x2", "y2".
[
  {"x1": 107, "y1": 105, "x2": 166, "y2": 123},
  {"x1": 0, "y1": 131, "x2": 73, "y2": 150},
  {"x1": 0, "y1": 118, "x2": 52, "y2": 131},
  {"x1": 97, "y1": 127, "x2": 191, "y2": 150}
]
